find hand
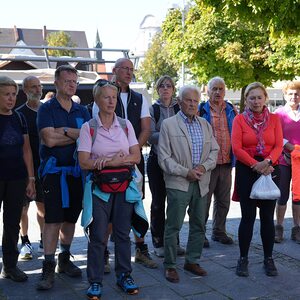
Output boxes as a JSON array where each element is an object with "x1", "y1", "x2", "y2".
[
  {"x1": 262, "y1": 165, "x2": 274, "y2": 176},
  {"x1": 26, "y1": 181, "x2": 36, "y2": 199},
  {"x1": 194, "y1": 165, "x2": 206, "y2": 175},
  {"x1": 187, "y1": 169, "x2": 202, "y2": 182},
  {"x1": 94, "y1": 156, "x2": 111, "y2": 170},
  {"x1": 251, "y1": 160, "x2": 270, "y2": 174}
]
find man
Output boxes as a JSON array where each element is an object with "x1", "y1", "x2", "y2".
[
  {"x1": 112, "y1": 58, "x2": 156, "y2": 268},
  {"x1": 199, "y1": 76, "x2": 237, "y2": 247},
  {"x1": 36, "y1": 65, "x2": 90, "y2": 290},
  {"x1": 158, "y1": 85, "x2": 219, "y2": 283},
  {"x1": 16, "y1": 76, "x2": 45, "y2": 259}
]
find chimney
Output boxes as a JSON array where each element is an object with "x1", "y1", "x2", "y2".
[
  {"x1": 13, "y1": 25, "x2": 19, "y2": 42},
  {"x1": 42, "y1": 25, "x2": 47, "y2": 43}
]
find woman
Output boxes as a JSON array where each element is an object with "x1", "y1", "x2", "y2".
[
  {"x1": 147, "y1": 75, "x2": 184, "y2": 257},
  {"x1": 232, "y1": 82, "x2": 283, "y2": 277},
  {"x1": 0, "y1": 76, "x2": 35, "y2": 282},
  {"x1": 78, "y1": 80, "x2": 142, "y2": 299},
  {"x1": 274, "y1": 81, "x2": 300, "y2": 243}
]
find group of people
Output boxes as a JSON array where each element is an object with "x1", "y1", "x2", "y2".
[{"x1": 0, "y1": 58, "x2": 299, "y2": 299}]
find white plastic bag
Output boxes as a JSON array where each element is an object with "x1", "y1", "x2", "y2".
[{"x1": 250, "y1": 174, "x2": 281, "y2": 200}]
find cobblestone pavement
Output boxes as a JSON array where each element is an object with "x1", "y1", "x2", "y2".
[{"x1": 0, "y1": 176, "x2": 299, "y2": 299}]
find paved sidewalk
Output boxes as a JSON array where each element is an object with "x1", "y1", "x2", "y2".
[{"x1": 1, "y1": 184, "x2": 300, "y2": 299}]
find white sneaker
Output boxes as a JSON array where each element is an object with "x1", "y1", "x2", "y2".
[
  {"x1": 20, "y1": 243, "x2": 33, "y2": 260},
  {"x1": 153, "y1": 247, "x2": 164, "y2": 257}
]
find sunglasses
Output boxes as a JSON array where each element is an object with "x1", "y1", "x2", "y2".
[{"x1": 95, "y1": 79, "x2": 118, "y2": 88}]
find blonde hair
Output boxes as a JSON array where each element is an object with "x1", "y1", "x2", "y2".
[
  {"x1": 0, "y1": 76, "x2": 19, "y2": 94},
  {"x1": 244, "y1": 82, "x2": 268, "y2": 101}
]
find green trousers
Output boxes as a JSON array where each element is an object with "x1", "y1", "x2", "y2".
[{"x1": 164, "y1": 182, "x2": 207, "y2": 269}]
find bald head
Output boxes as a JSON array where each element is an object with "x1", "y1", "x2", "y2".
[{"x1": 22, "y1": 76, "x2": 43, "y2": 102}]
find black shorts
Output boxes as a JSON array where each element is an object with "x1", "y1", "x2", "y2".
[
  {"x1": 42, "y1": 173, "x2": 83, "y2": 223},
  {"x1": 23, "y1": 176, "x2": 44, "y2": 206}
]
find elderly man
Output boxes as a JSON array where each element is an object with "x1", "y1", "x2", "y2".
[
  {"x1": 158, "y1": 85, "x2": 219, "y2": 283},
  {"x1": 199, "y1": 76, "x2": 237, "y2": 247}
]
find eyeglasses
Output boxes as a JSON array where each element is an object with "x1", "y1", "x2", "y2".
[
  {"x1": 115, "y1": 66, "x2": 134, "y2": 73},
  {"x1": 63, "y1": 79, "x2": 79, "y2": 86},
  {"x1": 159, "y1": 84, "x2": 173, "y2": 89}
]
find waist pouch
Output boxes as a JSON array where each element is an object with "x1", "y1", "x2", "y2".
[{"x1": 92, "y1": 167, "x2": 132, "y2": 193}]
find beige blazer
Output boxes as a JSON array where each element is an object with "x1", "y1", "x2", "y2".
[{"x1": 158, "y1": 113, "x2": 219, "y2": 197}]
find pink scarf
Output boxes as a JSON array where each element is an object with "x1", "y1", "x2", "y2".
[{"x1": 243, "y1": 106, "x2": 270, "y2": 155}]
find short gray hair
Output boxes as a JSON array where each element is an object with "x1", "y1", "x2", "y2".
[
  {"x1": 178, "y1": 85, "x2": 201, "y2": 101},
  {"x1": 207, "y1": 76, "x2": 225, "y2": 92},
  {"x1": 0, "y1": 76, "x2": 19, "y2": 94}
]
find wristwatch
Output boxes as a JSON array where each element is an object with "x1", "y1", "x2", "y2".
[{"x1": 63, "y1": 127, "x2": 68, "y2": 136}]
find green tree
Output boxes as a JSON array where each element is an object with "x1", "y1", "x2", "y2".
[
  {"x1": 200, "y1": 0, "x2": 300, "y2": 34},
  {"x1": 46, "y1": 31, "x2": 76, "y2": 57},
  {"x1": 162, "y1": 2, "x2": 299, "y2": 110},
  {"x1": 136, "y1": 32, "x2": 179, "y2": 91}
]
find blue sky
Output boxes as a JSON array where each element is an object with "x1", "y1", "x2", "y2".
[{"x1": 2, "y1": 0, "x2": 181, "y2": 50}]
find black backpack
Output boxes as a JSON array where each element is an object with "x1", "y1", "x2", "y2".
[{"x1": 152, "y1": 102, "x2": 180, "y2": 123}]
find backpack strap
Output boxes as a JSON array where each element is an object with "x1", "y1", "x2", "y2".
[
  {"x1": 117, "y1": 116, "x2": 128, "y2": 137},
  {"x1": 153, "y1": 103, "x2": 160, "y2": 123},
  {"x1": 153, "y1": 102, "x2": 180, "y2": 123},
  {"x1": 14, "y1": 111, "x2": 25, "y2": 128},
  {"x1": 88, "y1": 118, "x2": 98, "y2": 145}
]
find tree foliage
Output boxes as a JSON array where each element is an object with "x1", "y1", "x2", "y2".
[
  {"x1": 46, "y1": 31, "x2": 76, "y2": 57},
  {"x1": 136, "y1": 32, "x2": 179, "y2": 90},
  {"x1": 200, "y1": 0, "x2": 300, "y2": 34}
]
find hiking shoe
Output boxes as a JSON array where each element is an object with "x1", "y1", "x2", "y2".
[
  {"x1": 117, "y1": 273, "x2": 139, "y2": 295},
  {"x1": 86, "y1": 283, "x2": 102, "y2": 300},
  {"x1": 291, "y1": 226, "x2": 300, "y2": 243},
  {"x1": 56, "y1": 251, "x2": 82, "y2": 277},
  {"x1": 1, "y1": 266, "x2": 28, "y2": 282},
  {"x1": 38, "y1": 239, "x2": 44, "y2": 253},
  {"x1": 236, "y1": 257, "x2": 249, "y2": 277},
  {"x1": 104, "y1": 248, "x2": 111, "y2": 274},
  {"x1": 36, "y1": 260, "x2": 56, "y2": 290},
  {"x1": 203, "y1": 236, "x2": 210, "y2": 248},
  {"x1": 135, "y1": 247, "x2": 158, "y2": 269},
  {"x1": 212, "y1": 234, "x2": 233, "y2": 245},
  {"x1": 153, "y1": 247, "x2": 165, "y2": 257},
  {"x1": 275, "y1": 224, "x2": 284, "y2": 243},
  {"x1": 20, "y1": 242, "x2": 33, "y2": 260},
  {"x1": 177, "y1": 244, "x2": 185, "y2": 256},
  {"x1": 264, "y1": 257, "x2": 278, "y2": 276}
]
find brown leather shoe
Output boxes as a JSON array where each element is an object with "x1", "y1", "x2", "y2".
[
  {"x1": 165, "y1": 268, "x2": 179, "y2": 283},
  {"x1": 184, "y1": 263, "x2": 207, "y2": 276}
]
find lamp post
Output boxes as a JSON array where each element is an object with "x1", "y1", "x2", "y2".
[{"x1": 181, "y1": 0, "x2": 185, "y2": 87}]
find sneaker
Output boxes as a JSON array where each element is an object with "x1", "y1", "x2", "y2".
[
  {"x1": 177, "y1": 244, "x2": 185, "y2": 256},
  {"x1": 291, "y1": 226, "x2": 300, "y2": 243},
  {"x1": 38, "y1": 239, "x2": 44, "y2": 253},
  {"x1": 135, "y1": 247, "x2": 158, "y2": 269},
  {"x1": 56, "y1": 251, "x2": 82, "y2": 277},
  {"x1": 212, "y1": 234, "x2": 233, "y2": 245},
  {"x1": 236, "y1": 257, "x2": 249, "y2": 277},
  {"x1": 263, "y1": 257, "x2": 278, "y2": 276},
  {"x1": 153, "y1": 247, "x2": 164, "y2": 257},
  {"x1": 20, "y1": 242, "x2": 33, "y2": 260},
  {"x1": 117, "y1": 273, "x2": 139, "y2": 295},
  {"x1": 275, "y1": 224, "x2": 284, "y2": 243},
  {"x1": 104, "y1": 248, "x2": 111, "y2": 274},
  {"x1": 86, "y1": 283, "x2": 102, "y2": 300},
  {"x1": 36, "y1": 260, "x2": 56, "y2": 290},
  {"x1": 1, "y1": 266, "x2": 28, "y2": 282},
  {"x1": 203, "y1": 236, "x2": 210, "y2": 248}
]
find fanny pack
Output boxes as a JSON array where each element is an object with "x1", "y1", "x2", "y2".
[{"x1": 92, "y1": 167, "x2": 132, "y2": 193}]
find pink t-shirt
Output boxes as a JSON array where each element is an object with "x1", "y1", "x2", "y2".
[{"x1": 78, "y1": 114, "x2": 138, "y2": 159}]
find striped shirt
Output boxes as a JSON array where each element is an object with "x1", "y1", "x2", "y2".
[{"x1": 179, "y1": 111, "x2": 203, "y2": 167}]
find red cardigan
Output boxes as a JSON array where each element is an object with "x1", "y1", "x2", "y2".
[{"x1": 232, "y1": 113, "x2": 283, "y2": 167}]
